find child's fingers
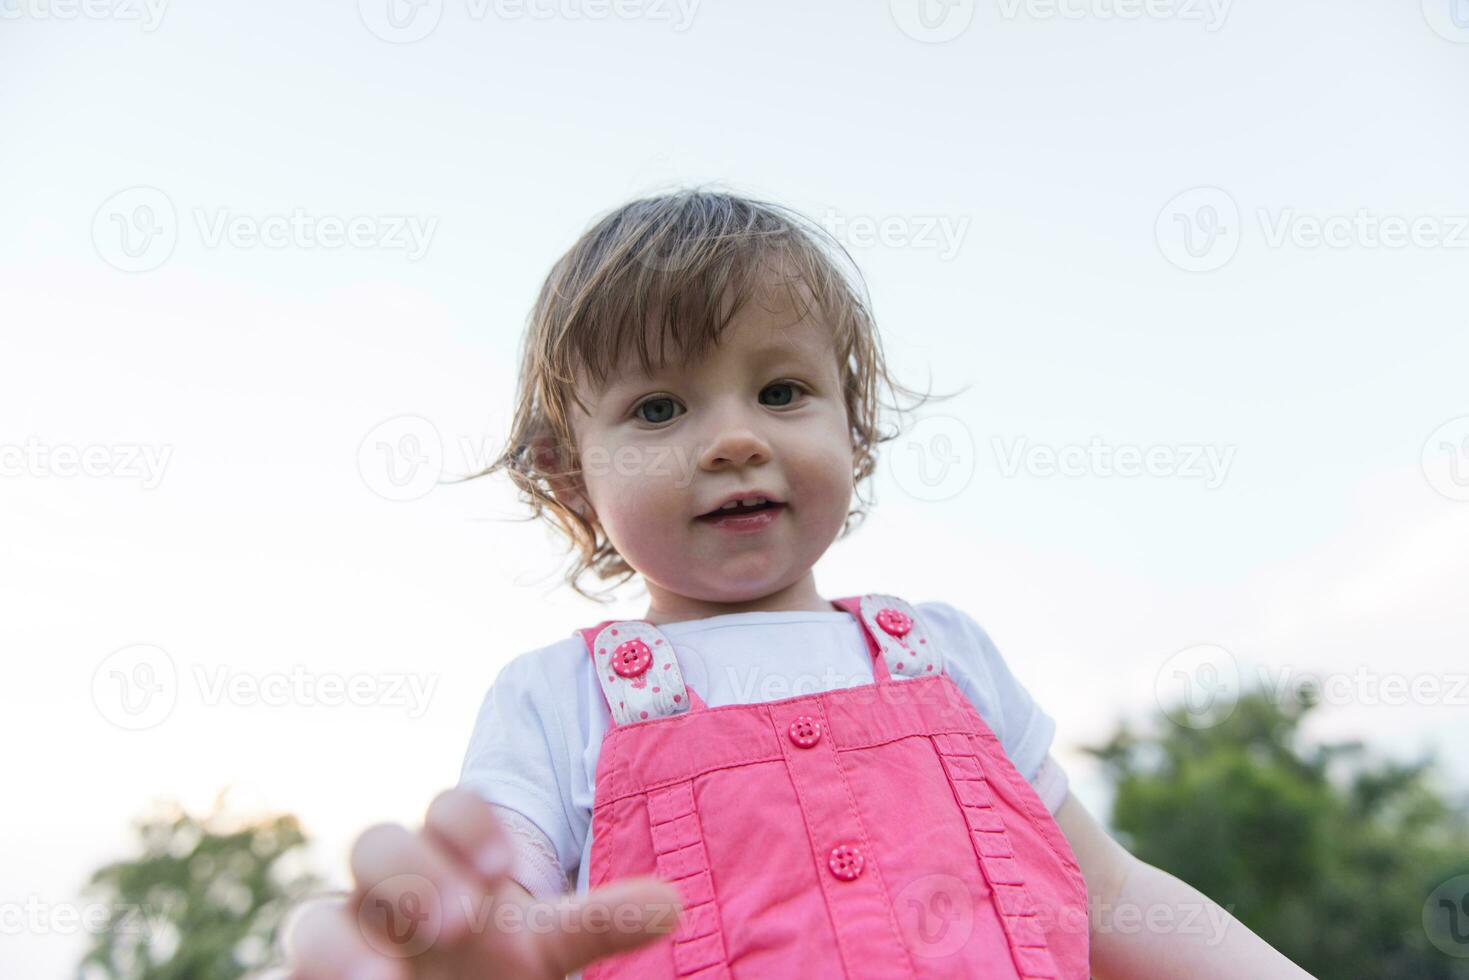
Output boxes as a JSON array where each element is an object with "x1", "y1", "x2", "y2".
[
  {"x1": 532, "y1": 876, "x2": 684, "y2": 978},
  {"x1": 422, "y1": 786, "x2": 514, "y2": 884},
  {"x1": 283, "y1": 895, "x2": 407, "y2": 980},
  {"x1": 349, "y1": 821, "x2": 481, "y2": 951}
]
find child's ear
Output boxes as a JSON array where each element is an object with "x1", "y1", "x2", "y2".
[{"x1": 530, "y1": 434, "x2": 597, "y2": 525}]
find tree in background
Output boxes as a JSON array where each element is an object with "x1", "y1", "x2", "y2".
[
  {"x1": 1087, "y1": 685, "x2": 1469, "y2": 979},
  {"x1": 79, "y1": 792, "x2": 321, "y2": 980}
]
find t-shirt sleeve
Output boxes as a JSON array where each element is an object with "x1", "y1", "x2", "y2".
[
  {"x1": 1030, "y1": 752, "x2": 1071, "y2": 814},
  {"x1": 917, "y1": 600, "x2": 1068, "y2": 811},
  {"x1": 457, "y1": 642, "x2": 587, "y2": 886}
]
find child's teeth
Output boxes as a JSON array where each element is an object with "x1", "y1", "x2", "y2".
[{"x1": 721, "y1": 497, "x2": 765, "y2": 511}]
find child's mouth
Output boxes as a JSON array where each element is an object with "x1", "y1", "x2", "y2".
[{"x1": 695, "y1": 501, "x2": 786, "y2": 530}]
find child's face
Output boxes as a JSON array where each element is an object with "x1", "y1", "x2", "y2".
[{"x1": 569, "y1": 278, "x2": 855, "y2": 611}]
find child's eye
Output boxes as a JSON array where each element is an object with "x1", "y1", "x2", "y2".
[
  {"x1": 760, "y1": 382, "x2": 805, "y2": 407},
  {"x1": 633, "y1": 396, "x2": 683, "y2": 425}
]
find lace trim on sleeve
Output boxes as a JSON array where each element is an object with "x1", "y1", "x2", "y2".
[{"x1": 490, "y1": 804, "x2": 568, "y2": 900}]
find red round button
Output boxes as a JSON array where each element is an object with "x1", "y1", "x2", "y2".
[
  {"x1": 828, "y1": 844, "x2": 864, "y2": 881},
  {"x1": 611, "y1": 638, "x2": 653, "y2": 678},
  {"x1": 788, "y1": 715, "x2": 822, "y2": 748},
  {"x1": 875, "y1": 607, "x2": 912, "y2": 637}
]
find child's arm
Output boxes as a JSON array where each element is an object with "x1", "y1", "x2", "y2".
[
  {"x1": 283, "y1": 788, "x2": 681, "y2": 979},
  {"x1": 1054, "y1": 792, "x2": 1317, "y2": 979}
]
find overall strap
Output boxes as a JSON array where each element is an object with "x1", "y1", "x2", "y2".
[
  {"x1": 830, "y1": 593, "x2": 944, "y2": 682},
  {"x1": 578, "y1": 619, "x2": 708, "y2": 728}
]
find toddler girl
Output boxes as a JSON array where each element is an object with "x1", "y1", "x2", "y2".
[{"x1": 284, "y1": 189, "x2": 1315, "y2": 979}]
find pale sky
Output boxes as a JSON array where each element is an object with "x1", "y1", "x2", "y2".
[{"x1": 4, "y1": 0, "x2": 1469, "y2": 974}]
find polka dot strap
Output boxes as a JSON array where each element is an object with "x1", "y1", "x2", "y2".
[
  {"x1": 584, "y1": 620, "x2": 693, "y2": 727},
  {"x1": 856, "y1": 593, "x2": 943, "y2": 681}
]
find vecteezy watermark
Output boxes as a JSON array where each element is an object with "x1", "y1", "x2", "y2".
[
  {"x1": 887, "y1": 415, "x2": 978, "y2": 503},
  {"x1": 1422, "y1": 415, "x2": 1469, "y2": 502},
  {"x1": 357, "y1": 0, "x2": 699, "y2": 43},
  {"x1": 721, "y1": 664, "x2": 876, "y2": 702},
  {"x1": 357, "y1": 415, "x2": 716, "y2": 502},
  {"x1": 993, "y1": 0, "x2": 1233, "y2": 31},
  {"x1": 1257, "y1": 664, "x2": 1469, "y2": 710},
  {"x1": 193, "y1": 665, "x2": 439, "y2": 718},
  {"x1": 192, "y1": 207, "x2": 437, "y2": 260},
  {"x1": 92, "y1": 186, "x2": 438, "y2": 272},
  {"x1": 889, "y1": 0, "x2": 976, "y2": 43},
  {"x1": 1257, "y1": 208, "x2": 1469, "y2": 251},
  {"x1": 1086, "y1": 896, "x2": 1234, "y2": 944},
  {"x1": 0, "y1": 437, "x2": 173, "y2": 489},
  {"x1": 717, "y1": 665, "x2": 970, "y2": 714},
  {"x1": 0, "y1": 897, "x2": 174, "y2": 940},
  {"x1": 892, "y1": 872, "x2": 1233, "y2": 954},
  {"x1": 0, "y1": 0, "x2": 168, "y2": 30},
  {"x1": 92, "y1": 644, "x2": 440, "y2": 730},
  {"x1": 992, "y1": 436, "x2": 1237, "y2": 490},
  {"x1": 1423, "y1": 874, "x2": 1469, "y2": 958},
  {"x1": 816, "y1": 210, "x2": 972, "y2": 261},
  {"x1": 1157, "y1": 186, "x2": 1469, "y2": 272},
  {"x1": 355, "y1": 873, "x2": 680, "y2": 958},
  {"x1": 1156, "y1": 644, "x2": 1469, "y2": 729},
  {"x1": 1422, "y1": 0, "x2": 1469, "y2": 43}
]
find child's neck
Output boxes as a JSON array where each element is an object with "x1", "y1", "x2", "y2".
[{"x1": 641, "y1": 575, "x2": 837, "y2": 626}]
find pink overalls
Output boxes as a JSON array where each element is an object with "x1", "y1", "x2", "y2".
[{"x1": 576, "y1": 593, "x2": 1090, "y2": 979}]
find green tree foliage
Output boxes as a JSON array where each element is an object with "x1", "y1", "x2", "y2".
[
  {"x1": 78, "y1": 795, "x2": 321, "y2": 980},
  {"x1": 1086, "y1": 686, "x2": 1469, "y2": 979}
]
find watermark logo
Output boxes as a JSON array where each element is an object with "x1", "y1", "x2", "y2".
[
  {"x1": 1422, "y1": 415, "x2": 1469, "y2": 502},
  {"x1": 92, "y1": 644, "x2": 179, "y2": 731},
  {"x1": 1155, "y1": 187, "x2": 1241, "y2": 273},
  {"x1": 358, "y1": 874, "x2": 441, "y2": 958},
  {"x1": 93, "y1": 186, "x2": 177, "y2": 273},
  {"x1": 888, "y1": 415, "x2": 977, "y2": 503},
  {"x1": 351, "y1": 873, "x2": 681, "y2": 957},
  {"x1": 895, "y1": 873, "x2": 974, "y2": 958},
  {"x1": 1424, "y1": 875, "x2": 1469, "y2": 957},
  {"x1": 1158, "y1": 646, "x2": 1469, "y2": 729},
  {"x1": 1159, "y1": 188, "x2": 1469, "y2": 271},
  {"x1": 92, "y1": 188, "x2": 438, "y2": 272},
  {"x1": 889, "y1": 0, "x2": 976, "y2": 42},
  {"x1": 93, "y1": 645, "x2": 439, "y2": 728},
  {"x1": 1422, "y1": 0, "x2": 1469, "y2": 42},
  {"x1": 1155, "y1": 643, "x2": 1241, "y2": 729},
  {"x1": 358, "y1": 415, "x2": 446, "y2": 502},
  {"x1": 359, "y1": 0, "x2": 444, "y2": 42}
]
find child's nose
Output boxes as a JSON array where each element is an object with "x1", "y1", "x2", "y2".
[{"x1": 698, "y1": 424, "x2": 772, "y2": 470}]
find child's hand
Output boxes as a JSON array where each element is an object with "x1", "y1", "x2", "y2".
[{"x1": 283, "y1": 787, "x2": 682, "y2": 979}]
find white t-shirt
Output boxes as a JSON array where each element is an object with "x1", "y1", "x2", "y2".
[{"x1": 458, "y1": 600, "x2": 1068, "y2": 899}]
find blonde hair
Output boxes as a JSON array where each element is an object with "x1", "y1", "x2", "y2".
[{"x1": 462, "y1": 187, "x2": 952, "y2": 601}]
